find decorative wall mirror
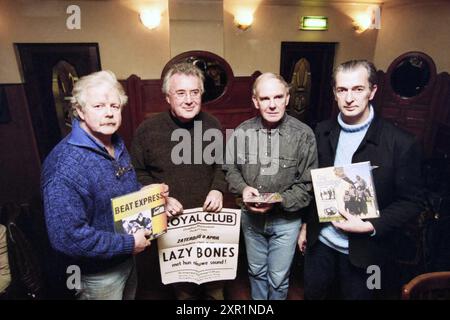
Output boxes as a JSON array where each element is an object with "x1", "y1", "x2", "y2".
[
  {"x1": 52, "y1": 60, "x2": 79, "y2": 138},
  {"x1": 387, "y1": 51, "x2": 436, "y2": 100},
  {"x1": 161, "y1": 50, "x2": 234, "y2": 104}
]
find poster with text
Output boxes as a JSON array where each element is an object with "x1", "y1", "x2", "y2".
[{"x1": 157, "y1": 207, "x2": 241, "y2": 285}]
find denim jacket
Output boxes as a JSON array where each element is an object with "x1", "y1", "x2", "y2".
[{"x1": 223, "y1": 115, "x2": 318, "y2": 213}]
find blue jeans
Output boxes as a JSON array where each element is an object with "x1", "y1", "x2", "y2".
[
  {"x1": 78, "y1": 258, "x2": 137, "y2": 300},
  {"x1": 241, "y1": 209, "x2": 302, "y2": 300}
]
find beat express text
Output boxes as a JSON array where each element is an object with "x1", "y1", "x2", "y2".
[{"x1": 113, "y1": 192, "x2": 164, "y2": 215}]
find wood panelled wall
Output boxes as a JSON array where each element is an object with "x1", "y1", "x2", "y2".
[
  {"x1": 0, "y1": 71, "x2": 260, "y2": 207},
  {"x1": 0, "y1": 84, "x2": 41, "y2": 206},
  {"x1": 430, "y1": 72, "x2": 450, "y2": 162},
  {"x1": 2, "y1": 59, "x2": 450, "y2": 207},
  {"x1": 374, "y1": 68, "x2": 450, "y2": 160},
  {"x1": 118, "y1": 72, "x2": 260, "y2": 148}
]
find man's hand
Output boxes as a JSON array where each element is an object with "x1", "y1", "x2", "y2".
[
  {"x1": 165, "y1": 197, "x2": 183, "y2": 217},
  {"x1": 132, "y1": 229, "x2": 151, "y2": 255},
  {"x1": 332, "y1": 210, "x2": 374, "y2": 233},
  {"x1": 142, "y1": 183, "x2": 169, "y2": 198},
  {"x1": 242, "y1": 186, "x2": 260, "y2": 202},
  {"x1": 203, "y1": 190, "x2": 223, "y2": 212},
  {"x1": 298, "y1": 223, "x2": 307, "y2": 254},
  {"x1": 242, "y1": 186, "x2": 273, "y2": 214}
]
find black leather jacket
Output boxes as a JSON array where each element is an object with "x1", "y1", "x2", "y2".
[{"x1": 306, "y1": 114, "x2": 424, "y2": 268}]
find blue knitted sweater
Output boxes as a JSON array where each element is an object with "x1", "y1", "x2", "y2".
[{"x1": 41, "y1": 120, "x2": 140, "y2": 274}]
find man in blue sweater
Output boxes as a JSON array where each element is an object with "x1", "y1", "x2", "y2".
[
  {"x1": 299, "y1": 60, "x2": 423, "y2": 299},
  {"x1": 42, "y1": 71, "x2": 163, "y2": 299}
]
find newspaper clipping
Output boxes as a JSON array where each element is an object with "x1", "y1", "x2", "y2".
[
  {"x1": 111, "y1": 185, "x2": 167, "y2": 240},
  {"x1": 158, "y1": 207, "x2": 241, "y2": 285},
  {"x1": 311, "y1": 161, "x2": 380, "y2": 222}
]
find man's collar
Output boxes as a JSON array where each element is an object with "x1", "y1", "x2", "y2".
[
  {"x1": 363, "y1": 115, "x2": 381, "y2": 145},
  {"x1": 326, "y1": 108, "x2": 381, "y2": 146},
  {"x1": 255, "y1": 113, "x2": 288, "y2": 135},
  {"x1": 168, "y1": 110, "x2": 201, "y2": 129},
  {"x1": 68, "y1": 119, "x2": 123, "y2": 158}
]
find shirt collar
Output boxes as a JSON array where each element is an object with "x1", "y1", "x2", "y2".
[
  {"x1": 255, "y1": 113, "x2": 288, "y2": 135},
  {"x1": 67, "y1": 119, "x2": 123, "y2": 158}
]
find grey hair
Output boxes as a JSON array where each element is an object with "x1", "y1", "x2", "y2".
[
  {"x1": 162, "y1": 62, "x2": 205, "y2": 95},
  {"x1": 252, "y1": 72, "x2": 290, "y2": 97},
  {"x1": 332, "y1": 60, "x2": 378, "y2": 90},
  {"x1": 70, "y1": 70, "x2": 127, "y2": 120}
]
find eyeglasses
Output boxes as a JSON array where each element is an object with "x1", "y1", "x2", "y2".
[
  {"x1": 114, "y1": 162, "x2": 133, "y2": 178},
  {"x1": 171, "y1": 89, "x2": 202, "y2": 100}
]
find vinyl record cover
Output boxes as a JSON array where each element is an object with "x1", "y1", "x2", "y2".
[
  {"x1": 311, "y1": 161, "x2": 380, "y2": 222},
  {"x1": 111, "y1": 185, "x2": 167, "y2": 240}
]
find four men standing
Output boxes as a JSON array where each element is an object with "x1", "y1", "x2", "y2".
[{"x1": 42, "y1": 59, "x2": 424, "y2": 300}]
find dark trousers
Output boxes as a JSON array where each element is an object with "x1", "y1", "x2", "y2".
[
  {"x1": 172, "y1": 281, "x2": 224, "y2": 300},
  {"x1": 304, "y1": 241, "x2": 375, "y2": 300}
]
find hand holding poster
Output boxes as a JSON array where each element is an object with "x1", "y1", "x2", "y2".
[
  {"x1": 157, "y1": 208, "x2": 241, "y2": 285},
  {"x1": 111, "y1": 184, "x2": 167, "y2": 240}
]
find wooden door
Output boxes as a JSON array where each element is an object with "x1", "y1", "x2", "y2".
[
  {"x1": 15, "y1": 43, "x2": 101, "y2": 161},
  {"x1": 280, "y1": 42, "x2": 336, "y2": 129}
]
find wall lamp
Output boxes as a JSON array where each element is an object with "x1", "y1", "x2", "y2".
[
  {"x1": 353, "y1": 5, "x2": 381, "y2": 33},
  {"x1": 140, "y1": 9, "x2": 161, "y2": 30},
  {"x1": 234, "y1": 10, "x2": 253, "y2": 31},
  {"x1": 353, "y1": 13, "x2": 371, "y2": 33}
]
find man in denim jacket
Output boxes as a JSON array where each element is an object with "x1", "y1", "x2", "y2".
[{"x1": 223, "y1": 72, "x2": 318, "y2": 299}]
